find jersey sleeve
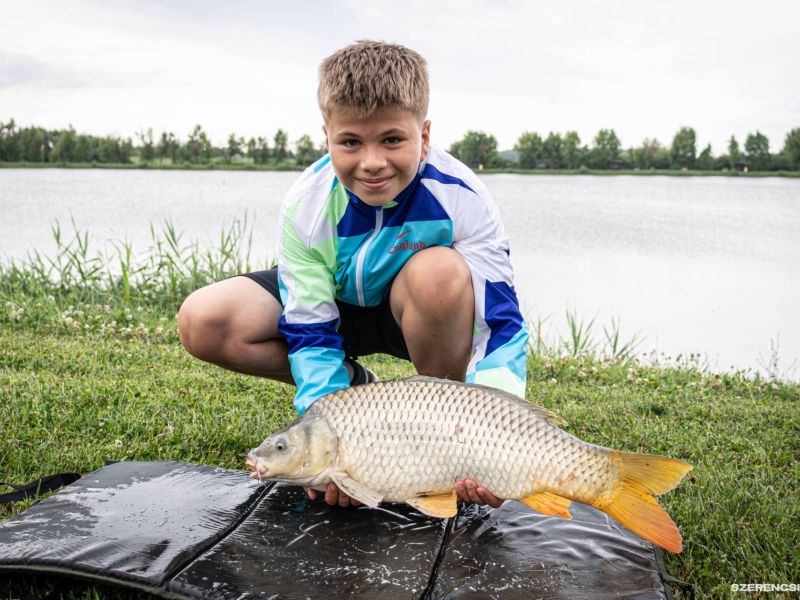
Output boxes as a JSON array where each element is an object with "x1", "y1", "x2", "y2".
[
  {"x1": 451, "y1": 183, "x2": 528, "y2": 398},
  {"x1": 277, "y1": 200, "x2": 349, "y2": 414}
]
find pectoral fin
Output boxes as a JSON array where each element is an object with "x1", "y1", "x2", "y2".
[
  {"x1": 406, "y1": 489, "x2": 458, "y2": 518},
  {"x1": 520, "y1": 491, "x2": 573, "y2": 519},
  {"x1": 330, "y1": 472, "x2": 383, "y2": 507}
]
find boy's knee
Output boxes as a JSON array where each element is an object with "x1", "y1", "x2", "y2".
[
  {"x1": 177, "y1": 290, "x2": 223, "y2": 360},
  {"x1": 404, "y1": 247, "x2": 472, "y2": 317}
]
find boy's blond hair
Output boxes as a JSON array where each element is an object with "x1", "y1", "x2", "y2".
[{"x1": 318, "y1": 40, "x2": 429, "y2": 122}]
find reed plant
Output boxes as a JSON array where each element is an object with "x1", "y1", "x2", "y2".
[{"x1": 0, "y1": 216, "x2": 269, "y2": 339}]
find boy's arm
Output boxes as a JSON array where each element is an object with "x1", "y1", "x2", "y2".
[
  {"x1": 451, "y1": 187, "x2": 528, "y2": 398},
  {"x1": 277, "y1": 204, "x2": 349, "y2": 414}
]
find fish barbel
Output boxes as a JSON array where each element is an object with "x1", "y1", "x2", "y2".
[{"x1": 246, "y1": 376, "x2": 692, "y2": 553}]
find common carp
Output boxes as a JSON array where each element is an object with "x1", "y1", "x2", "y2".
[{"x1": 246, "y1": 376, "x2": 692, "y2": 552}]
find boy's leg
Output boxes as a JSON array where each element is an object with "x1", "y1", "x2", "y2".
[
  {"x1": 177, "y1": 276, "x2": 294, "y2": 384},
  {"x1": 389, "y1": 246, "x2": 474, "y2": 381},
  {"x1": 389, "y1": 246, "x2": 502, "y2": 508}
]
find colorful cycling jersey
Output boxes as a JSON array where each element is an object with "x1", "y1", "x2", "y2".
[{"x1": 277, "y1": 144, "x2": 528, "y2": 413}]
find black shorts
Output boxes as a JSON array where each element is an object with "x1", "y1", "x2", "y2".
[{"x1": 239, "y1": 268, "x2": 410, "y2": 361}]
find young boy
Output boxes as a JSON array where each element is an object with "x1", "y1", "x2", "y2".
[{"x1": 178, "y1": 40, "x2": 528, "y2": 509}]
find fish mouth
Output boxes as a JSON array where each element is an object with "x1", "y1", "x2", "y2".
[{"x1": 245, "y1": 456, "x2": 270, "y2": 481}]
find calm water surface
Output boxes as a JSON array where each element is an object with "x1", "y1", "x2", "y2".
[{"x1": 1, "y1": 169, "x2": 798, "y2": 378}]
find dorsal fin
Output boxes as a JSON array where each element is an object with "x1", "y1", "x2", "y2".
[{"x1": 403, "y1": 375, "x2": 567, "y2": 427}]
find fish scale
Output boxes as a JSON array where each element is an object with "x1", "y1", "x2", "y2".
[
  {"x1": 305, "y1": 379, "x2": 607, "y2": 503},
  {"x1": 248, "y1": 376, "x2": 692, "y2": 552}
]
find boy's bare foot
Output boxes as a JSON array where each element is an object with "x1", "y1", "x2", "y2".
[{"x1": 304, "y1": 479, "x2": 502, "y2": 509}]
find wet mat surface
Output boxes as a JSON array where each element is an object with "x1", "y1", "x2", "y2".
[
  {"x1": 0, "y1": 461, "x2": 266, "y2": 590},
  {"x1": 171, "y1": 483, "x2": 444, "y2": 598},
  {"x1": 430, "y1": 502, "x2": 668, "y2": 599},
  {"x1": 0, "y1": 462, "x2": 675, "y2": 599}
]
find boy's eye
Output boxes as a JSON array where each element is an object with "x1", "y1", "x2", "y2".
[
  {"x1": 384, "y1": 137, "x2": 401, "y2": 145},
  {"x1": 341, "y1": 139, "x2": 360, "y2": 148}
]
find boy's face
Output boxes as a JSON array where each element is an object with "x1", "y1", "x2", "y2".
[{"x1": 323, "y1": 105, "x2": 431, "y2": 206}]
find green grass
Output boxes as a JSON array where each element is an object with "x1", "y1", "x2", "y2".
[{"x1": 1, "y1": 224, "x2": 798, "y2": 599}]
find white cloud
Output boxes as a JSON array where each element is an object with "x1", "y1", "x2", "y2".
[{"x1": 1, "y1": 0, "x2": 798, "y2": 153}]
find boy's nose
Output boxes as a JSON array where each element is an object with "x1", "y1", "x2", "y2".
[{"x1": 361, "y1": 147, "x2": 387, "y2": 172}]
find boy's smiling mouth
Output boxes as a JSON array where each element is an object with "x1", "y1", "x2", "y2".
[{"x1": 357, "y1": 175, "x2": 393, "y2": 189}]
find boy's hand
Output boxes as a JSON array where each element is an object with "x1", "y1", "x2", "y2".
[
  {"x1": 305, "y1": 479, "x2": 502, "y2": 509},
  {"x1": 304, "y1": 484, "x2": 362, "y2": 507},
  {"x1": 455, "y1": 479, "x2": 503, "y2": 508}
]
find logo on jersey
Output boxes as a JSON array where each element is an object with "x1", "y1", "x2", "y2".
[{"x1": 388, "y1": 229, "x2": 426, "y2": 255}]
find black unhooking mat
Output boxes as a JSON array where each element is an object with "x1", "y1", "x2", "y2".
[{"x1": 0, "y1": 461, "x2": 689, "y2": 599}]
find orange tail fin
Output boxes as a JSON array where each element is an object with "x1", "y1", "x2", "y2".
[{"x1": 594, "y1": 451, "x2": 692, "y2": 553}]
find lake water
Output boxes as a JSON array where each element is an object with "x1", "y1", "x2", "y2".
[{"x1": 1, "y1": 168, "x2": 799, "y2": 379}]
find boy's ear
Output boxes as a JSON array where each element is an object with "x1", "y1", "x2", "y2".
[
  {"x1": 321, "y1": 124, "x2": 328, "y2": 149},
  {"x1": 420, "y1": 120, "x2": 431, "y2": 162}
]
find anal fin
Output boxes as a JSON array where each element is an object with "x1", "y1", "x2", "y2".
[
  {"x1": 520, "y1": 491, "x2": 573, "y2": 519},
  {"x1": 406, "y1": 489, "x2": 458, "y2": 518}
]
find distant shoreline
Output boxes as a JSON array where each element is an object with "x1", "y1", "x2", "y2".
[{"x1": 1, "y1": 161, "x2": 799, "y2": 178}]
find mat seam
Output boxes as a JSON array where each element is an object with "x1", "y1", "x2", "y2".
[
  {"x1": 161, "y1": 480, "x2": 275, "y2": 591},
  {"x1": 418, "y1": 504, "x2": 459, "y2": 600}
]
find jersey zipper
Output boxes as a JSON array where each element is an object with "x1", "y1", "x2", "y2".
[{"x1": 355, "y1": 207, "x2": 383, "y2": 306}]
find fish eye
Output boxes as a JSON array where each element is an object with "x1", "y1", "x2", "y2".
[{"x1": 275, "y1": 438, "x2": 287, "y2": 451}]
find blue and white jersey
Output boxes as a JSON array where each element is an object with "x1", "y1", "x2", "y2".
[{"x1": 277, "y1": 145, "x2": 528, "y2": 413}]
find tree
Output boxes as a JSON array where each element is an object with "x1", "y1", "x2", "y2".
[
  {"x1": 273, "y1": 129, "x2": 289, "y2": 162},
  {"x1": 295, "y1": 134, "x2": 320, "y2": 166},
  {"x1": 0, "y1": 119, "x2": 21, "y2": 161},
  {"x1": 633, "y1": 138, "x2": 667, "y2": 169},
  {"x1": 120, "y1": 137, "x2": 134, "y2": 163},
  {"x1": 75, "y1": 134, "x2": 93, "y2": 162},
  {"x1": 744, "y1": 131, "x2": 770, "y2": 171},
  {"x1": 50, "y1": 126, "x2": 78, "y2": 163},
  {"x1": 591, "y1": 129, "x2": 621, "y2": 168},
  {"x1": 246, "y1": 137, "x2": 257, "y2": 164},
  {"x1": 184, "y1": 125, "x2": 212, "y2": 164},
  {"x1": 727, "y1": 136, "x2": 741, "y2": 170},
  {"x1": 783, "y1": 128, "x2": 800, "y2": 171},
  {"x1": 670, "y1": 127, "x2": 696, "y2": 169},
  {"x1": 542, "y1": 132, "x2": 563, "y2": 168},
  {"x1": 226, "y1": 133, "x2": 243, "y2": 163},
  {"x1": 18, "y1": 126, "x2": 52, "y2": 162},
  {"x1": 513, "y1": 131, "x2": 543, "y2": 169},
  {"x1": 158, "y1": 132, "x2": 179, "y2": 163},
  {"x1": 450, "y1": 130, "x2": 498, "y2": 168},
  {"x1": 137, "y1": 128, "x2": 155, "y2": 163},
  {"x1": 696, "y1": 144, "x2": 714, "y2": 170},
  {"x1": 256, "y1": 136, "x2": 270, "y2": 164},
  {"x1": 561, "y1": 131, "x2": 581, "y2": 169}
]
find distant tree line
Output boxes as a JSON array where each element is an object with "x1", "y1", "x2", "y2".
[
  {"x1": 2, "y1": 118, "x2": 799, "y2": 173},
  {"x1": 450, "y1": 127, "x2": 800, "y2": 172},
  {"x1": 0, "y1": 120, "x2": 326, "y2": 167}
]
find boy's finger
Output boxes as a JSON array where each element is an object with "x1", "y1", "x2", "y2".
[
  {"x1": 304, "y1": 487, "x2": 318, "y2": 500},
  {"x1": 464, "y1": 479, "x2": 481, "y2": 503},
  {"x1": 454, "y1": 480, "x2": 467, "y2": 501},
  {"x1": 476, "y1": 486, "x2": 503, "y2": 508},
  {"x1": 325, "y1": 482, "x2": 339, "y2": 505}
]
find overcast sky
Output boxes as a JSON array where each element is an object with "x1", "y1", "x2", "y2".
[{"x1": 2, "y1": 0, "x2": 798, "y2": 153}]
